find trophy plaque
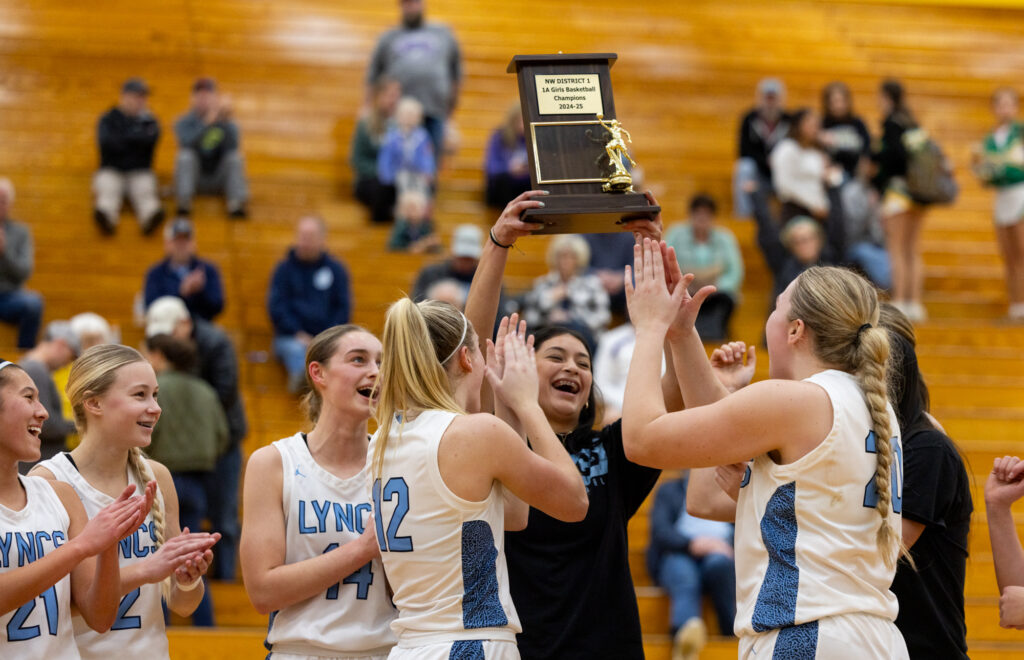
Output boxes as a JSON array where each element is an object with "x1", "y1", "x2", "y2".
[{"x1": 507, "y1": 53, "x2": 659, "y2": 234}]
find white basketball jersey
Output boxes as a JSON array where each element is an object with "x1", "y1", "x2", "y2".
[
  {"x1": 38, "y1": 452, "x2": 169, "y2": 660},
  {"x1": 0, "y1": 476, "x2": 79, "y2": 659},
  {"x1": 265, "y1": 433, "x2": 397, "y2": 657},
  {"x1": 734, "y1": 370, "x2": 903, "y2": 639},
  {"x1": 369, "y1": 410, "x2": 521, "y2": 646}
]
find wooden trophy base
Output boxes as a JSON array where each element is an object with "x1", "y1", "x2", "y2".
[{"x1": 521, "y1": 192, "x2": 659, "y2": 235}]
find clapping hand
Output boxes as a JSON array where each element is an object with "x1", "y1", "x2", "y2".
[
  {"x1": 710, "y1": 341, "x2": 757, "y2": 393},
  {"x1": 75, "y1": 482, "x2": 156, "y2": 555},
  {"x1": 485, "y1": 314, "x2": 538, "y2": 413}
]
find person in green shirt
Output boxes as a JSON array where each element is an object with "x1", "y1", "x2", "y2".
[
  {"x1": 974, "y1": 87, "x2": 1024, "y2": 321},
  {"x1": 664, "y1": 194, "x2": 744, "y2": 341}
]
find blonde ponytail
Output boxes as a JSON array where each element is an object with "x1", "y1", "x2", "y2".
[
  {"x1": 128, "y1": 447, "x2": 171, "y2": 598},
  {"x1": 372, "y1": 299, "x2": 471, "y2": 478},
  {"x1": 789, "y1": 267, "x2": 910, "y2": 568}
]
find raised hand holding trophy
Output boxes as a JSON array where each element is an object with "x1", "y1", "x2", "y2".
[{"x1": 507, "y1": 53, "x2": 659, "y2": 234}]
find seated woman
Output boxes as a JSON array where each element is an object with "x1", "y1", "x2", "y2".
[
  {"x1": 519, "y1": 234, "x2": 610, "y2": 350},
  {"x1": 664, "y1": 194, "x2": 744, "y2": 341},
  {"x1": 387, "y1": 189, "x2": 440, "y2": 254},
  {"x1": 350, "y1": 76, "x2": 400, "y2": 223},
  {"x1": 484, "y1": 104, "x2": 531, "y2": 209},
  {"x1": 770, "y1": 108, "x2": 835, "y2": 222}
]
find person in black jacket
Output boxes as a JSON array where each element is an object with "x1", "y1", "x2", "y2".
[
  {"x1": 145, "y1": 295, "x2": 248, "y2": 581},
  {"x1": 872, "y1": 79, "x2": 929, "y2": 321},
  {"x1": 820, "y1": 82, "x2": 872, "y2": 180},
  {"x1": 734, "y1": 78, "x2": 790, "y2": 217},
  {"x1": 880, "y1": 303, "x2": 972, "y2": 659},
  {"x1": 92, "y1": 78, "x2": 164, "y2": 235}
]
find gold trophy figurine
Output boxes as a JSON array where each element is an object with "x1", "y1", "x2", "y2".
[{"x1": 596, "y1": 113, "x2": 637, "y2": 192}]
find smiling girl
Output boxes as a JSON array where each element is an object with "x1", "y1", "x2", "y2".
[
  {"x1": 241, "y1": 325, "x2": 398, "y2": 659},
  {"x1": 2, "y1": 359, "x2": 153, "y2": 657},
  {"x1": 30, "y1": 345, "x2": 219, "y2": 659}
]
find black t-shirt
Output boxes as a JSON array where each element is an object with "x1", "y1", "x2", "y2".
[
  {"x1": 892, "y1": 428, "x2": 973, "y2": 659},
  {"x1": 821, "y1": 115, "x2": 871, "y2": 177},
  {"x1": 505, "y1": 421, "x2": 661, "y2": 660}
]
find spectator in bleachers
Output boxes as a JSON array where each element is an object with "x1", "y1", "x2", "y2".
[
  {"x1": 820, "y1": 81, "x2": 872, "y2": 180},
  {"x1": 17, "y1": 321, "x2": 80, "y2": 469},
  {"x1": 520, "y1": 234, "x2": 610, "y2": 350},
  {"x1": 145, "y1": 295, "x2": 247, "y2": 581},
  {"x1": 584, "y1": 231, "x2": 636, "y2": 319},
  {"x1": 973, "y1": 87, "x2": 1024, "y2": 322},
  {"x1": 839, "y1": 167, "x2": 892, "y2": 290},
  {"x1": 174, "y1": 77, "x2": 249, "y2": 219},
  {"x1": 411, "y1": 223, "x2": 482, "y2": 301},
  {"x1": 770, "y1": 108, "x2": 836, "y2": 223},
  {"x1": 93, "y1": 78, "x2": 164, "y2": 235},
  {"x1": 366, "y1": 0, "x2": 462, "y2": 161},
  {"x1": 388, "y1": 188, "x2": 441, "y2": 253},
  {"x1": 647, "y1": 473, "x2": 736, "y2": 658},
  {"x1": 268, "y1": 215, "x2": 352, "y2": 394},
  {"x1": 423, "y1": 277, "x2": 467, "y2": 310},
  {"x1": 377, "y1": 96, "x2": 435, "y2": 196},
  {"x1": 484, "y1": 104, "x2": 531, "y2": 209},
  {"x1": 351, "y1": 76, "x2": 402, "y2": 223},
  {"x1": 872, "y1": 78, "x2": 929, "y2": 321},
  {"x1": 751, "y1": 186, "x2": 845, "y2": 300},
  {"x1": 143, "y1": 217, "x2": 225, "y2": 321},
  {"x1": 143, "y1": 332, "x2": 227, "y2": 626},
  {"x1": 664, "y1": 194, "x2": 743, "y2": 341},
  {"x1": 734, "y1": 77, "x2": 790, "y2": 216},
  {"x1": 52, "y1": 312, "x2": 119, "y2": 451},
  {"x1": 0, "y1": 178, "x2": 43, "y2": 349}
]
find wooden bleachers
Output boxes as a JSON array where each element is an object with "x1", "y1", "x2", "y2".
[{"x1": 3, "y1": 0, "x2": 1024, "y2": 657}]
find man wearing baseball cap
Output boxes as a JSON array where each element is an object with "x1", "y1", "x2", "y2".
[
  {"x1": 174, "y1": 77, "x2": 249, "y2": 219},
  {"x1": 93, "y1": 77, "x2": 165, "y2": 235},
  {"x1": 143, "y1": 217, "x2": 225, "y2": 321}
]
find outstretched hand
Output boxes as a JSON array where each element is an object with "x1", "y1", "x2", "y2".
[
  {"x1": 485, "y1": 317, "x2": 538, "y2": 413},
  {"x1": 620, "y1": 190, "x2": 663, "y2": 243},
  {"x1": 659, "y1": 242, "x2": 717, "y2": 341},
  {"x1": 625, "y1": 238, "x2": 686, "y2": 335},
  {"x1": 985, "y1": 455, "x2": 1024, "y2": 509},
  {"x1": 491, "y1": 190, "x2": 547, "y2": 246},
  {"x1": 710, "y1": 341, "x2": 757, "y2": 393}
]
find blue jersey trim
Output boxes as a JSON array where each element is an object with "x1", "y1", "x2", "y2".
[
  {"x1": 460, "y1": 520, "x2": 507, "y2": 629},
  {"x1": 449, "y1": 639, "x2": 485, "y2": 659},
  {"x1": 773, "y1": 620, "x2": 819, "y2": 659},
  {"x1": 752, "y1": 481, "x2": 800, "y2": 632}
]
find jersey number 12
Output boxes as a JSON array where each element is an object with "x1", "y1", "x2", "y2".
[{"x1": 372, "y1": 478, "x2": 413, "y2": 552}]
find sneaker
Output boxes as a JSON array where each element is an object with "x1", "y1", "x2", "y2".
[
  {"x1": 141, "y1": 208, "x2": 166, "y2": 236},
  {"x1": 227, "y1": 204, "x2": 248, "y2": 219},
  {"x1": 673, "y1": 617, "x2": 707, "y2": 660},
  {"x1": 93, "y1": 209, "x2": 116, "y2": 236},
  {"x1": 907, "y1": 301, "x2": 928, "y2": 323}
]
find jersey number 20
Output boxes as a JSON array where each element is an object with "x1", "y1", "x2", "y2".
[
  {"x1": 862, "y1": 431, "x2": 903, "y2": 514},
  {"x1": 372, "y1": 478, "x2": 413, "y2": 552}
]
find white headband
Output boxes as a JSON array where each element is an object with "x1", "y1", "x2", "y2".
[
  {"x1": 0, "y1": 361, "x2": 13, "y2": 372},
  {"x1": 440, "y1": 314, "x2": 469, "y2": 365}
]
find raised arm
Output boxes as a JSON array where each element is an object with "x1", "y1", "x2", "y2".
[
  {"x1": 240, "y1": 447, "x2": 380, "y2": 615},
  {"x1": 986, "y1": 456, "x2": 1024, "y2": 592}
]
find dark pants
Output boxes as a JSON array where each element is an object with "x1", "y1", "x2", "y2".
[
  {"x1": 423, "y1": 115, "x2": 445, "y2": 165},
  {"x1": 204, "y1": 444, "x2": 242, "y2": 581},
  {"x1": 695, "y1": 292, "x2": 735, "y2": 342},
  {"x1": 0, "y1": 289, "x2": 43, "y2": 348},
  {"x1": 658, "y1": 552, "x2": 737, "y2": 636},
  {"x1": 171, "y1": 471, "x2": 214, "y2": 627},
  {"x1": 354, "y1": 176, "x2": 396, "y2": 223}
]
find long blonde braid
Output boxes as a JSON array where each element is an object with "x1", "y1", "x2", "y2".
[
  {"x1": 127, "y1": 446, "x2": 171, "y2": 598},
  {"x1": 789, "y1": 267, "x2": 909, "y2": 569}
]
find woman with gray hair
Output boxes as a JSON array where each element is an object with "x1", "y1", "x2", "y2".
[{"x1": 519, "y1": 234, "x2": 610, "y2": 349}]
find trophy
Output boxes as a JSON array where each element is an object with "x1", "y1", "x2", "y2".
[{"x1": 507, "y1": 53, "x2": 659, "y2": 234}]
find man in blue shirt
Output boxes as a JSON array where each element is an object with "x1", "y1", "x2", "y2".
[
  {"x1": 268, "y1": 215, "x2": 352, "y2": 393},
  {"x1": 143, "y1": 218, "x2": 225, "y2": 321}
]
